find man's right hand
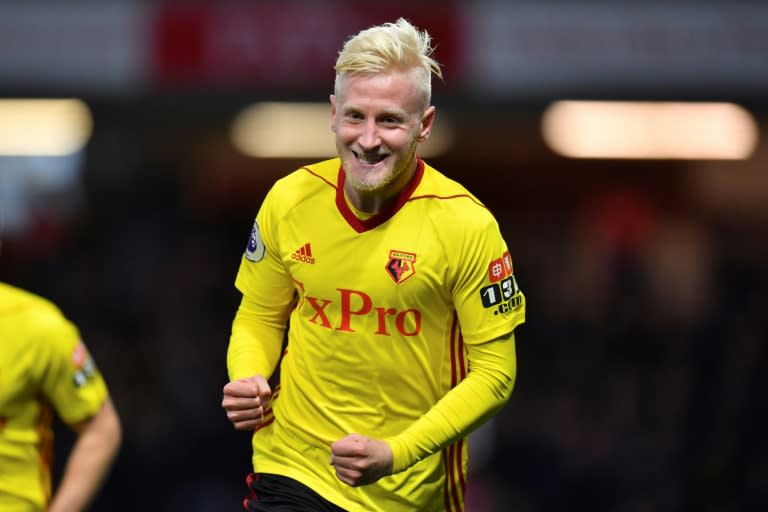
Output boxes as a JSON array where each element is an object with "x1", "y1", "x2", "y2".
[{"x1": 222, "y1": 375, "x2": 272, "y2": 431}]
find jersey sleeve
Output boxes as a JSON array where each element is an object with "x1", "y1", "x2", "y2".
[
  {"x1": 385, "y1": 330, "x2": 517, "y2": 472},
  {"x1": 36, "y1": 313, "x2": 108, "y2": 426},
  {"x1": 228, "y1": 185, "x2": 297, "y2": 380},
  {"x1": 449, "y1": 209, "x2": 526, "y2": 344}
]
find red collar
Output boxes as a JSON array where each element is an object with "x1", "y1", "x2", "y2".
[{"x1": 335, "y1": 159, "x2": 425, "y2": 233}]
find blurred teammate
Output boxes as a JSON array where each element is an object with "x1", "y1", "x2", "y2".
[
  {"x1": 222, "y1": 18, "x2": 526, "y2": 511},
  {"x1": 0, "y1": 279, "x2": 121, "y2": 511}
]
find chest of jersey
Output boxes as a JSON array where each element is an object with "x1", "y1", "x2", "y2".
[{"x1": 278, "y1": 200, "x2": 453, "y2": 339}]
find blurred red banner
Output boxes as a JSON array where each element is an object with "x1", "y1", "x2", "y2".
[{"x1": 151, "y1": 1, "x2": 462, "y2": 91}]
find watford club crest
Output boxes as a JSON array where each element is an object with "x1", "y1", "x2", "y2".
[{"x1": 386, "y1": 250, "x2": 416, "y2": 284}]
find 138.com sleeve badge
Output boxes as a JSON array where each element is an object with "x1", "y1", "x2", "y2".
[{"x1": 480, "y1": 251, "x2": 523, "y2": 315}]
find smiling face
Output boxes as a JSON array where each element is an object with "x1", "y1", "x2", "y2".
[{"x1": 331, "y1": 68, "x2": 435, "y2": 212}]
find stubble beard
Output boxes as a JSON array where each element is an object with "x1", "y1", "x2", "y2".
[{"x1": 341, "y1": 137, "x2": 419, "y2": 193}]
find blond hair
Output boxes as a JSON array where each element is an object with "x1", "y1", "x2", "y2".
[{"x1": 334, "y1": 18, "x2": 443, "y2": 109}]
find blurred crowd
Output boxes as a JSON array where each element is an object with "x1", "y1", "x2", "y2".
[{"x1": 1, "y1": 142, "x2": 766, "y2": 512}]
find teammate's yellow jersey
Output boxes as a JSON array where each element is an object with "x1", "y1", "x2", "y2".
[
  {"x1": 0, "y1": 282, "x2": 108, "y2": 511},
  {"x1": 230, "y1": 158, "x2": 525, "y2": 511}
]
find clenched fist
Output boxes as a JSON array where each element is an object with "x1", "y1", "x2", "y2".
[
  {"x1": 330, "y1": 433, "x2": 393, "y2": 486},
  {"x1": 221, "y1": 375, "x2": 272, "y2": 431}
]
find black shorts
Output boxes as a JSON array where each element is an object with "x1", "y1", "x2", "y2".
[{"x1": 243, "y1": 473, "x2": 347, "y2": 512}]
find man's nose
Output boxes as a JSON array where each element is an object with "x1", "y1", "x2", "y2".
[{"x1": 358, "y1": 119, "x2": 381, "y2": 149}]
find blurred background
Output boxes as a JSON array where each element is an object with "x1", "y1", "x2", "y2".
[{"x1": 1, "y1": 1, "x2": 767, "y2": 510}]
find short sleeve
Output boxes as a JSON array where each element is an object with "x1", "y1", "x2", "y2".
[{"x1": 37, "y1": 315, "x2": 108, "y2": 425}]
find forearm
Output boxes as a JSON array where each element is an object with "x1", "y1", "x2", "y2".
[
  {"x1": 49, "y1": 398, "x2": 121, "y2": 512},
  {"x1": 385, "y1": 331, "x2": 517, "y2": 473},
  {"x1": 227, "y1": 295, "x2": 287, "y2": 380}
]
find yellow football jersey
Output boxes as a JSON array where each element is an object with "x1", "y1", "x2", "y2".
[
  {"x1": 0, "y1": 282, "x2": 108, "y2": 510},
  {"x1": 231, "y1": 158, "x2": 525, "y2": 512}
]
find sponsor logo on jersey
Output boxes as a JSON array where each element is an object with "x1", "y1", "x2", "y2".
[
  {"x1": 488, "y1": 250, "x2": 513, "y2": 283},
  {"x1": 385, "y1": 250, "x2": 416, "y2": 284},
  {"x1": 481, "y1": 250, "x2": 523, "y2": 315},
  {"x1": 291, "y1": 243, "x2": 315, "y2": 264},
  {"x1": 245, "y1": 221, "x2": 266, "y2": 262},
  {"x1": 302, "y1": 287, "x2": 421, "y2": 336},
  {"x1": 72, "y1": 341, "x2": 97, "y2": 388}
]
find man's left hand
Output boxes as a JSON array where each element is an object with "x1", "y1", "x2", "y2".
[{"x1": 330, "y1": 433, "x2": 393, "y2": 486}]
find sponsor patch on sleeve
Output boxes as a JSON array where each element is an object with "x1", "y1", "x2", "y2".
[
  {"x1": 480, "y1": 251, "x2": 523, "y2": 315},
  {"x1": 72, "y1": 341, "x2": 97, "y2": 388}
]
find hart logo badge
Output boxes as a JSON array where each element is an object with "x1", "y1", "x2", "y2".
[
  {"x1": 386, "y1": 250, "x2": 416, "y2": 284},
  {"x1": 292, "y1": 243, "x2": 315, "y2": 264}
]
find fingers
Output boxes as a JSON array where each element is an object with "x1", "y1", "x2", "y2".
[
  {"x1": 329, "y1": 435, "x2": 363, "y2": 480},
  {"x1": 221, "y1": 395, "x2": 261, "y2": 410},
  {"x1": 222, "y1": 375, "x2": 273, "y2": 430},
  {"x1": 333, "y1": 465, "x2": 365, "y2": 487},
  {"x1": 330, "y1": 448, "x2": 367, "y2": 488},
  {"x1": 330, "y1": 433, "x2": 366, "y2": 458},
  {"x1": 226, "y1": 407, "x2": 266, "y2": 431},
  {"x1": 251, "y1": 374, "x2": 272, "y2": 403},
  {"x1": 222, "y1": 376, "x2": 272, "y2": 400},
  {"x1": 330, "y1": 434, "x2": 392, "y2": 487},
  {"x1": 221, "y1": 392, "x2": 268, "y2": 412}
]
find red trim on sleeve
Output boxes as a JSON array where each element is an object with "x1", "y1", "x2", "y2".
[{"x1": 457, "y1": 332, "x2": 466, "y2": 380}]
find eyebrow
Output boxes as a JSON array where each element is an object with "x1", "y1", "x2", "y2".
[{"x1": 342, "y1": 104, "x2": 409, "y2": 119}]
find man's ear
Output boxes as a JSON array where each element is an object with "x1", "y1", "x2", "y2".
[
  {"x1": 330, "y1": 94, "x2": 337, "y2": 132},
  {"x1": 418, "y1": 106, "x2": 436, "y2": 142}
]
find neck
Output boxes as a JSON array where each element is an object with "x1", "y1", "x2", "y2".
[
  {"x1": 346, "y1": 188, "x2": 397, "y2": 215},
  {"x1": 345, "y1": 159, "x2": 418, "y2": 214}
]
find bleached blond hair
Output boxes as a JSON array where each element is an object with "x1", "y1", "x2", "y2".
[{"x1": 334, "y1": 18, "x2": 443, "y2": 110}]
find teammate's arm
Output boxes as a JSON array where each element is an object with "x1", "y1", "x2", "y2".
[
  {"x1": 331, "y1": 329, "x2": 517, "y2": 483},
  {"x1": 48, "y1": 398, "x2": 122, "y2": 512}
]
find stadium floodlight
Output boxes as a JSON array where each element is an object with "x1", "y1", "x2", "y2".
[
  {"x1": 230, "y1": 102, "x2": 453, "y2": 159},
  {"x1": 541, "y1": 100, "x2": 758, "y2": 160},
  {"x1": 0, "y1": 99, "x2": 93, "y2": 156}
]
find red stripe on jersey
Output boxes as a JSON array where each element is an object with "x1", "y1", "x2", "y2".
[
  {"x1": 36, "y1": 401, "x2": 55, "y2": 505},
  {"x1": 251, "y1": 385, "x2": 280, "y2": 434},
  {"x1": 253, "y1": 415, "x2": 275, "y2": 434},
  {"x1": 456, "y1": 438, "x2": 467, "y2": 504},
  {"x1": 450, "y1": 314, "x2": 459, "y2": 387},
  {"x1": 301, "y1": 167, "x2": 337, "y2": 189},
  {"x1": 448, "y1": 444, "x2": 463, "y2": 512},
  {"x1": 445, "y1": 314, "x2": 468, "y2": 510},
  {"x1": 443, "y1": 313, "x2": 467, "y2": 511},
  {"x1": 442, "y1": 448, "x2": 453, "y2": 512},
  {"x1": 409, "y1": 193, "x2": 488, "y2": 211}
]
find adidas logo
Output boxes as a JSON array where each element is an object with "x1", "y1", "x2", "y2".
[{"x1": 291, "y1": 243, "x2": 315, "y2": 264}]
